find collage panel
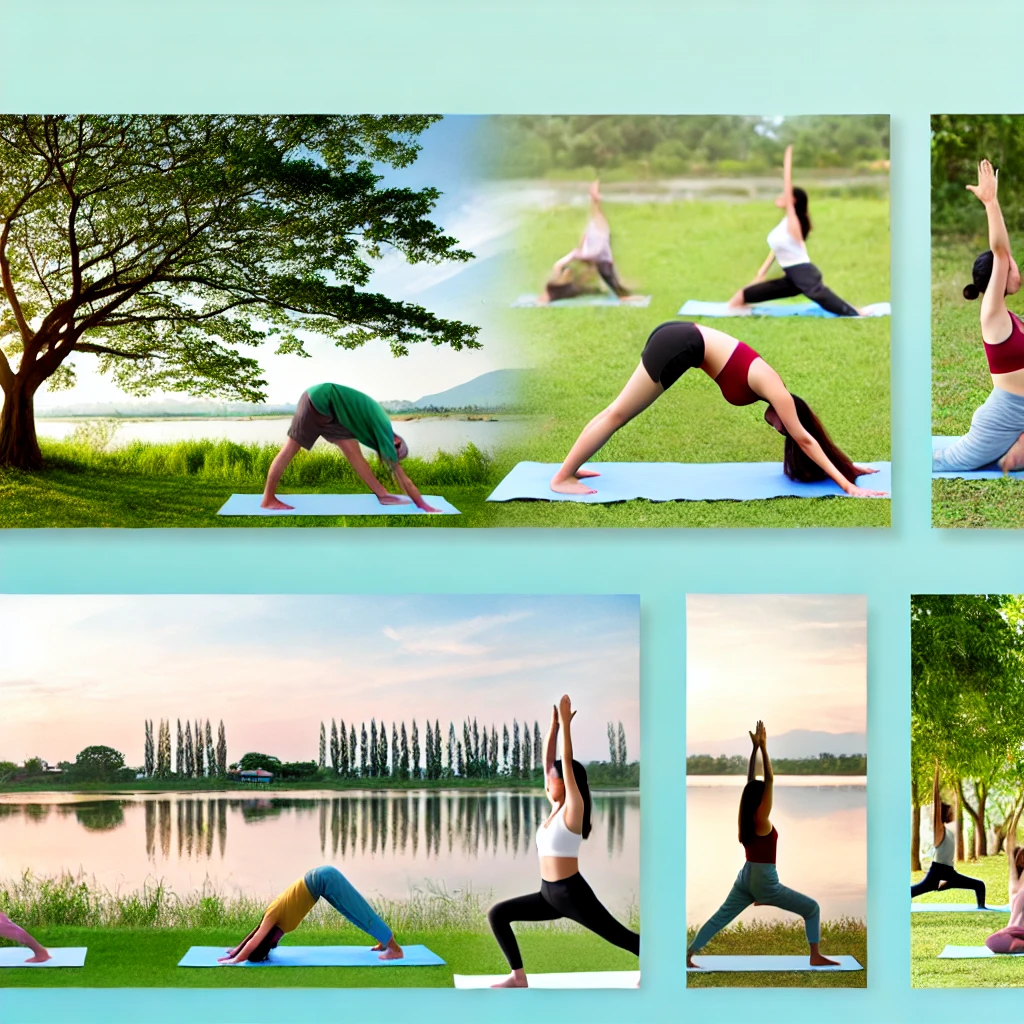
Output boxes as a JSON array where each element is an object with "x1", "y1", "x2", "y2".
[
  {"x1": 686, "y1": 594, "x2": 867, "y2": 987},
  {"x1": 0, "y1": 595, "x2": 640, "y2": 989},
  {"x1": 0, "y1": 114, "x2": 890, "y2": 529}
]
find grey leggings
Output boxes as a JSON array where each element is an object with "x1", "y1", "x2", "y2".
[
  {"x1": 933, "y1": 386, "x2": 1024, "y2": 472},
  {"x1": 742, "y1": 262, "x2": 859, "y2": 317},
  {"x1": 688, "y1": 861, "x2": 821, "y2": 954}
]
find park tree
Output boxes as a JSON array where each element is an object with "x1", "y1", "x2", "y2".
[
  {"x1": 463, "y1": 721, "x2": 473, "y2": 778},
  {"x1": 424, "y1": 720, "x2": 433, "y2": 779},
  {"x1": 533, "y1": 722, "x2": 541, "y2": 773},
  {"x1": 205, "y1": 720, "x2": 216, "y2": 777},
  {"x1": 72, "y1": 744, "x2": 125, "y2": 782},
  {"x1": 391, "y1": 723, "x2": 399, "y2": 777},
  {"x1": 339, "y1": 719, "x2": 349, "y2": 777},
  {"x1": 176, "y1": 719, "x2": 184, "y2": 776},
  {"x1": 400, "y1": 723, "x2": 409, "y2": 780},
  {"x1": 360, "y1": 723, "x2": 368, "y2": 777},
  {"x1": 490, "y1": 726, "x2": 499, "y2": 777},
  {"x1": 411, "y1": 720, "x2": 420, "y2": 780},
  {"x1": 329, "y1": 720, "x2": 339, "y2": 773},
  {"x1": 348, "y1": 724, "x2": 356, "y2": 777},
  {"x1": 434, "y1": 720, "x2": 442, "y2": 778},
  {"x1": 0, "y1": 115, "x2": 480, "y2": 469},
  {"x1": 456, "y1": 740, "x2": 464, "y2": 777},
  {"x1": 194, "y1": 719, "x2": 204, "y2": 776},
  {"x1": 318, "y1": 722, "x2": 326, "y2": 771},
  {"x1": 617, "y1": 722, "x2": 628, "y2": 771},
  {"x1": 370, "y1": 719, "x2": 378, "y2": 777},
  {"x1": 379, "y1": 720, "x2": 389, "y2": 777},
  {"x1": 502, "y1": 725, "x2": 510, "y2": 775},
  {"x1": 237, "y1": 752, "x2": 281, "y2": 772},
  {"x1": 184, "y1": 720, "x2": 194, "y2": 777},
  {"x1": 144, "y1": 719, "x2": 154, "y2": 777},
  {"x1": 607, "y1": 722, "x2": 618, "y2": 769},
  {"x1": 216, "y1": 720, "x2": 227, "y2": 776},
  {"x1": 512, "y1": 721, "x2": 521, "y2": 779},
  {"x1": 446, "y1": 722, "x2": 455, "y2": 779},
  {"x1": 156, "y1": 719, "x2": 171, "y2": 777},
  {"x1": 522, "y1": 724, "x2": 532, "y2": 780}
]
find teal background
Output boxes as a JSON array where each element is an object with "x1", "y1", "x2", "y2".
[{"x1": 0, "y1": 0, "x2": 1017, "y2": 1019}]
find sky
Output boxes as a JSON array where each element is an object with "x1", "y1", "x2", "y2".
[
  {"x1": 30, "y1": 116, "x2": 527, "y2": 411},
  {"x1": 686, "y1": 594, "x2": 866, "y2": 747},
  {"x1": 0, "y1": 595, "x2": 639, "y2": 767}
]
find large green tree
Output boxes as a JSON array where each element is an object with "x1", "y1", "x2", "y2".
[{"x1": 0, "y1": 114, "x2": 479, "y2": 468}]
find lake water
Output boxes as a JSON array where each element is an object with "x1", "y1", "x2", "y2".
[
  {"x1": 0, "y1": 789, "x2": 639, "y2": 914},
  {"x1": 35, "y1": 416, "x2": 527, "y2": 456},
  {"x1": 687, "y1": 776, "x2": 866, "y2": 925}
]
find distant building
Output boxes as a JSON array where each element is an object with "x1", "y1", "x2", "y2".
[{"x1": 237, "y1": 768, "x2": 273, "y2": 784}]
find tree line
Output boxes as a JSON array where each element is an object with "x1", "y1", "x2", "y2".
[
  {"x1": 143, "y1": 718, "x2": 227, "y2": 778},
  {"x1": 686, "y1": 753, "x2": 866, "y2": 776},
  {"x1": 911, "y1": 594, "x2": 1024, "y2": 869}
]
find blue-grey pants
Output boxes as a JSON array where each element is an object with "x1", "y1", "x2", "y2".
[
  {"x1": 304, "y1": 866, "x2": 392, "y2": 946},
  {"x1": 688, "y1": 862, "x2": 821, "y2": 954},
  {"x1": 933, "y1": 386, "x2": 1024, "y2": 472}
]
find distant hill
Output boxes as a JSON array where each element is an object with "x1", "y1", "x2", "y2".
[
  {"x1": 384, "y1": 368, "x2": 525, "y2": 412},
  {"x1": 688, "y1": 729, "x2": 866, "y2": 758}
]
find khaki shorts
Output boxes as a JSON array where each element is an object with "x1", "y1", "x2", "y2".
[{"x1": 287, "y1": 391, "x2": 356, "y2": 451}]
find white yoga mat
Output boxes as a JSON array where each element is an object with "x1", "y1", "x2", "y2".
[
  {"x1": 453, "y1": 970, "x2": 640, "y2": 988},
  {"x1": 938, "y1": 945, "x2": 1024, "y2": 959},
  {"x1": 687, "y1": 955, "x2": 862, "y2": 972},
  {"x1": 912, "y1": 903, "x2": 1010, "y2": 913},
  {"x1": 217, "y1": 493, "x2": 460, "y2": 516},
  {"x1": 0, "y1": 947, "x2": 88, "y2": 967},
  {"x1": 178, "y1": 944, "x2": 445, "y2": 967}
]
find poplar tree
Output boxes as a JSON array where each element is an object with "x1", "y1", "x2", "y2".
[
  {"x1": 400, "y1": 723, "x2": 410, "y2": 779},
  {"x1": 424, "y1": 720, "x2": 434, "y2": 779},
  {"x1": 617, "y1": 722, "x2": 628, "y2": 771},
  {"x1": 330, "y1": 720, "x2": 340, "y2": 772},
  {"x1": 608, "y1": 722, "x2": 618, "y2": 767},
  {"x1": 379, "y1": 721, "x2": 389, "y2": 777},
  {"x1": 490, "y1": 726, "x2": 499, "y2": 776},
  {"x1": 339, "y1": 719, "x2": 350, "y2": 777},
  {"x1": 523, "y1": 726, "x2": 532, "y2": 780},
  {"x1": 318, "y1": 722, "x2": 326, "y2": 771},
  {"x1": 217, "y1": 720, "x2": 227, "y2": 776},
  {"x1": 370, "y1": 719, "x2": 378, "y2": 777},
  {"x1": 349, "y1": 724, "x2": 357, "y2": 777},
  {"x1": 360, "y1": 723, "x2": 368, "y2": 778},
  {"x1": 144, "y1": 719, "x2": 154, "y2": 777},
  {"x1": 176, "y1": 719, "x2": 184, "y2": 776},
  {"x1": 411, "y1": 720, "x2": 420, "y2": 780},
  {"x1": 205, "y1": 721, "x2": 216, "y2": 777},
  {"x1": 533, "y1": 722, "x2": 542, "y2": 772},
  {"x1": 184, "y1": 721, "x2": 195, "y2": 777},
  {"x1": 502, "y1": 725, "x2": 509, "y2": 775},
  {"x1": 512, "y1": 721, "x2": 521, "y2": 779}
]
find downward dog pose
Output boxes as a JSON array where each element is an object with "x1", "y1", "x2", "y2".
[
  {"x1": 932, "y1": 160, "x2": 1024, "y2": 474},
  {"x1": 219, "y1": 865, "x2": 403, "y2": 964},
  {"x1": 0, "y1": 912, "x2": 50, "y2": 964},
  {"x1": 487, "y1": 695, "x2": 640, "y2": 987},
  {"x1": 549, "y1": 319, "x2": 886, "y2": 496},
  {"x1": 727, "y1": 145, "x2": 864, "y2": 317},
  {"x1": 687, "y1": 722, "x2": 838, "y2": 969},
  {"x1": 986, "y1": 804, "x2": 1024, "y2": 953},
  {"x1": 910, "y1": 762, "x2": 986, "y2": 909},
  {"x1": 539, "y1": 181, "x2": 637, "y2": 304},
  {"x1": 261, "y1": 383, "x2": 440, "y2": 512}
]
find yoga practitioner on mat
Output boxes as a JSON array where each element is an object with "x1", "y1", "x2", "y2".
[
  {"x1": 219, "y1": 865, "x2": 403, "y2": 964},
  {"x1": 549, "y1": 319, "x2": 886, "y2": 497},
  {"x1": 0, "y1": 912, "x2": 50, "y2": 964},
  {"x1": 726, "y1": 145, "x2": 865, "y2": 317},
  {"x1": 539, "y1": 181, "x2": 639, "y2": 304},
  {"x1": 985, "y1": 804, "x2": 1024, "y2": 953},
  {"x1": 932, "y1": 159, "x2": 1024, "y2": 475},
  {"x1": 261, "y1": 382, "x2": 440, "y2": 513},
  {"x1": 487, "y1": 694, "x2": 640, "y2": 987},
  {"x1": 687, "y1": 721, "x2": 838, "y2": 969},
  {"x1": 910, "y1": 761, "x2": 987, "y2": 909}
]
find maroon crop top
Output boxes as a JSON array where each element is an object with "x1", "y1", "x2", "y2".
[
  {"x1": 744, "y1": 825, "x2": 778, "y2": 864},
  {"x1": 714, "y1": 341, "x2": 763, "y2": 406},
  {"x1": 984, "y1": 311, "x2": 1024, "y2": 375}
]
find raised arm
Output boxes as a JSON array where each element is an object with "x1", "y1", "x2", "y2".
[
  {"x1": 747, "y1": 725, "x2": 760, "y2": 781},
  {"x1": 544, "y1": 703, "x2": 559, "y2": 777},
  {"x1": 782, "y1": 145, "x2": 804, "y2": 242},
  {"x1": 755, "y1": 721, "x2": 773, "y2": 826},
  {"x1": 967, "y1": 160, "x2": 1014, "y2": 343},
  {"x1": 557, "y1": 694, "x2": 584, "y2": 834},
  {"x1": 931, "y1": 762, "x2": 946, "y2": 851}
]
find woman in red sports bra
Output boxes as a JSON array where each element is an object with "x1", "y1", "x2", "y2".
[
  {"x1": 933, "y1": 159, "x2": 1024, "y2": 475},
  {"x1": 549, "y1": 319, "x2": 886, "y2": 497}
]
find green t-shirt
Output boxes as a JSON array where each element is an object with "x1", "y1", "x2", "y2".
[{"x1": 306, "y1": 383, "x2": 398, "y2": 463}]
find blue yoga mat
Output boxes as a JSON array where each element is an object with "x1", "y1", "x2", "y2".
[
  {"x1": 217, "y1": 494, "x2": 460, "y2": 516},
  {"x1": 178, "y1": 945, "x2": 446, "y2": 967},
  {"x1": 687, "y1": 955, "x2": 862, "y2": 972},
  {"x1": 512, "y1": 294, "x2": 651, "y2": 308},
  {"x1": 938, "y1": 946, "x2": 1022, "y2": 959},
  {"x1": 912, "y1": 903, "x2": 1010, "y2": 913},
  {"x1": 486, "y1": 461, "x2": 891, "y2": 504},
  {"x1": 677, "y1": 300, "x2": 890, "y2": 319},
  {"x1": 932, "y1": 436, "x2": 1024, "y2": 479}
]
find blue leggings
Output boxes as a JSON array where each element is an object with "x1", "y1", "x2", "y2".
[
  {"x1": 688, "y1": 861, "x2": 821, "y2": 954},
  {"x1": 933, "y1": 386, "x2": 1024, "y2": 471},
  {"x1": 303, "y1": 866, "x2": 392, "y2": 946}
]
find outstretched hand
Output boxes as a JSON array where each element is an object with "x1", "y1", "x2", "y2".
[
  {"x1": 749, "y1": 720, "x2": 766, "y2": 746},
  {"x1": 845, "y1": 483, "x2": 889, "y2": 498},
  {"x1": 966, "y1": 159, "x2": 999, "y2": 206},
  {"x1": 558, "y1": 694, "x2": 577, "y2": 723}
]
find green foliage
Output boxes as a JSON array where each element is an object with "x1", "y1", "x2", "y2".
[
  {"x1": 687, "y1": 754, "x2": 866, "y2": 775},
  {"x1": 65, "y1": 745, "x2": 126, "y2": 782},
  {"x1": 277, "y1": 760, "x2": 319, "y2": 779},
  {"x1": 236, "y1": 752, "x2": 281, "y2": 772}
]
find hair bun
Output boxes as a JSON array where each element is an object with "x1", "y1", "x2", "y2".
[{"x1": 963, "y1": 283, "x2": 980, "y2": 300}]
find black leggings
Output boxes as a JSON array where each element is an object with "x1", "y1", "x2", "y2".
[
  {"x1": 596, "y1": 260, "x2": 629, "y2": 298},
  {"x1": 742, "y1": 262, "x2": 858, "y2": 317},
  {"x1": 487, "y1": 873, "x2": 640, "y2": 970},
  {"x1": 911, "y1": 862, "x2": 987, "y2": 908}
]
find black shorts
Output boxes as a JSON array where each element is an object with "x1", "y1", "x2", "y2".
[{"x1": 641, "y1": 321, "x2": 705, "y2": 390}]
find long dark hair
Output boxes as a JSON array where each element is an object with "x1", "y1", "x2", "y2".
[
  {"x1": 554, "y1": 758, "x2": 592, "y2": 839},
  {"x1": 738, "y1": 779, "x2": 765, "y2": 847},
  {"x1": 792, "y1": 186, "x2": 812, "y2": 241},
  {"x1": 964, "y1": 250, "x2": 994, "y2": 300},
  {"x1": 776, "y1": 395, "x2": 858, "y2": 484},
  {"x1": 246, "y1": 924, "x2": 283, "y2": 962}
]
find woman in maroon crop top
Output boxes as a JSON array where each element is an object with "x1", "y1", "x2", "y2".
[{"x1": 549, "y1": 319, "x2": 886, "y2": 497}]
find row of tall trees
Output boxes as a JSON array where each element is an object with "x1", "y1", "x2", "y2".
[
  {"x1": 143, "y1": 718, "x2": 226, "y2": 778},
  {"x1": 911, "y1": 594, "x2": 1024, "y2": 869}
]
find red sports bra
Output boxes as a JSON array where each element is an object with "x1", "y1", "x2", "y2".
[
  {"x1": 984, "y1": 311, "x2": 1024, "y2": 375},
  {"x1": 714, "y1": 341, "x2": 763, "y2": 406},
  {"x1": 744, "y1": 825, "x2": 778, "y2": 864}
]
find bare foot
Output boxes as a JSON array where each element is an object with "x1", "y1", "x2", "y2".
[
  {"x1": 550, "y1": 475, "x2": 598, "y2": 496},
  {"x1": 999, "y1": 433, "x2": 1024, "y2": 474},
  {"x1": 686, "y1": 955, "x2": 699, "y2": 969},
  {"x1": 24, "y1": 952, "x2": 51, "y2": 963},
  {"x1": 810, "y1": 953, "x2": 840, "y2": 967},
  {"x1": 260, "y1": 496, "x2": 294, "y2": 510},
  {"x1": 491, "y1": 971, "x2": 528, "y2": 988},
  {"x1": 374, "y1": 938, "x2": 404, "y2": 960}
]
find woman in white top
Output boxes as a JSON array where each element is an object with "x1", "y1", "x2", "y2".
[
  {"x1": 539, "y1": 182, "x2": 637, "y2": 304},
  {"x1": 487, "y1": 694, "x2": 640, "y2": 987},
  {"x1": 727, "y1": 145, "x2": 863, "y2": 317},
  {"x1": 910, "y1": 761, "x2": 986, "y2": 908}
]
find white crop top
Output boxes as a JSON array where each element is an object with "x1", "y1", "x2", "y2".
[
  {"x1": 766, "y1": 217, "x2": 810, "y2": 269},
  {"x1": 536, "y1": 804, "x2": 583, "y2": 858},
  {"x1": 932, "y1": 823, "x2": 955, "y2": 866}
]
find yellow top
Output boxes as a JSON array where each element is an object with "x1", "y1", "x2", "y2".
[{"x1": 262, "y1": 876, "x2": 317, "y2": 933}]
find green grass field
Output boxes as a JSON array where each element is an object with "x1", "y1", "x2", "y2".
[
  {"x1": 684, "y1": 918, "x2": 867, "y2": 988},
  {"x1": 932, "y1": 240, "x2": 1024, "y2": 527},
  {"x1": 912, "y1": 854, "x2": 1023, "y2": 987}
]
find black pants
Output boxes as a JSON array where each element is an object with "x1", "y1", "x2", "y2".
[
  {"x1": 742, "y1": 262, "x2": 858, "y2": 317},
  {"x1": 911, "y1": 862, "x2": 987, "y2": 907},
  {"x1": 596, "y1": 260, "x2": 630, "y2": 297},
  {"x1": 487, "y1": 873, "x2": 640, "y2": 970}
]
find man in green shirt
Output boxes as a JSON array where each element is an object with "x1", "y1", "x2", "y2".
[{"x1": 261, "y1": 384, "x2": 440, "y2": 513}]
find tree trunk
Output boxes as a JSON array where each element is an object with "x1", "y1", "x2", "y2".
[
  {"x1": 975, "y1": 784, "x2": 989, "y2": 858},
  {"x1": 0, "y1": 374, "x2": 42, "y2": 470},
  {"x1": 911, "y1": 775, "x2": 922, "y2": 872},
  {"x1": 955, "y1": 785, "x2": 965, "y2": 861}
]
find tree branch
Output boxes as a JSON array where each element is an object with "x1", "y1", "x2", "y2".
[{"x1": 73, "y1": 341, "x2": 151, "y2": 360}]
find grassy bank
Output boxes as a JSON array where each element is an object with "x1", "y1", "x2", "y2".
[
  {"x1": 932, "y1": 239, "x2": 1024, "y2": 527},
  {"x1": 684, "y1": 918, "x2": 867, "y2": 988},
  {"x1": 912, "y1": 854, "x2": 1021, "y2": 987}
]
